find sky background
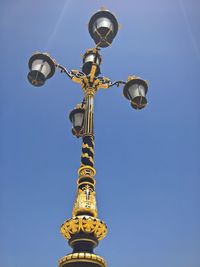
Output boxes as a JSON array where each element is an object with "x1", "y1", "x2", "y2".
[{"x1": 0, "y1": 0, "x2": 200, "y2": 267}]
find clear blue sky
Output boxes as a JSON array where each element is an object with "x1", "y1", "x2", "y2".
[{"x1": 0, "y1": 1, "x2": 199, "y2": 267}]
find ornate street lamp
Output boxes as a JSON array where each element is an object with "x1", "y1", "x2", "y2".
[
  {"x1": 123, "y1": 76, "x2": 148, "y2": 110},
  {"x1": 27, "y1": 8, "x2": 149, "y2": 267},
  {"x1": 88, "y1": 10, "x2": 119, "y2": 47},
  {"x1": 69, "y1": 103, "x2": 85, "y2": 137},
  {"x1": 28, "y1": 52, "x2": 55, "y2": 86},
  {"x1": 82, "y1": 48, "x2": 102, "y2": 76}
]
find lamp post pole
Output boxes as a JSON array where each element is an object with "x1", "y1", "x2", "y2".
[
  {"x1": 60, "y1": 74, "x2": 107, "y2": 267},
  {"x1": 27, "y1": 9, "x2": 149, "y2": 267}
]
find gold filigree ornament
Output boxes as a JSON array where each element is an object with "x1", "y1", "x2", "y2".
[
  {"x1": 72, "y1": 186, "x2": 98, "y2": 217},
  {"x1": 60, "y1": 215, "x2": 108, "y2": 241},
  {"x1": 58, "y1": 252, "x2": 106, "y2": 267}
]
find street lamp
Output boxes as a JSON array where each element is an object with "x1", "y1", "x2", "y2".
[
  {"x1": 88, "y1": 10, "x2": 119, "y2": 47},
  {"x1": 69, "y1": 103, "x2": 85, "y2": 137},
  {"x1": 123, "y1": 76, "x2": 148, "y2": 110},
  {"x1": 27, "y1": 8, "x2": 149, "y2": 267},
  {"x1": 28, "y1": 52, "x2": 55, "y2": 86},
  {"x1": 82, "y1": 48, "x2": 102, "y2": 76}
]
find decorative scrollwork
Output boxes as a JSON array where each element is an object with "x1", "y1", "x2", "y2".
[
  {"x1": 70, "y1": 69, "x2": 86, "y2": 79},
  {"x1": 56, "y1": 63, "x2": 126, "y2": 92},
  {"x1": 56, "y1": 64, "x2": 72, "y2": 78},
  {"x1": 60, "y1": 215, "x2": 108, "y2": 241},
  {"x1": 108, "y1": 80, "x2": 126, "y2": 87}
]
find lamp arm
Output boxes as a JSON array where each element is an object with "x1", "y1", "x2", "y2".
[
  {"x1": 56, "y1": 64, "x2": 72, "y2": 78},
  {"x1": 70, "y1": 70, "x2": 87, "y2": 79},
  {"x1": 95, "y1": 77, "x2": 126, "y2": 90},
  {"x1": 108, "y1": 80, "x2": 126, "y2": 87},
  {"x1": 55, "y1": 65, "x2": 127, "y2": 89},
  {"x1": 56, "y1": 64, "x2": 87, "y2": 81}
]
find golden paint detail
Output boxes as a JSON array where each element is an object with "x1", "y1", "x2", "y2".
[
  {"x1": 78, "y1": 165, "x2": 96, "y2": 177},
  {"x1": 118, "y1": 23, "x2": 122, "y2": 30},
  {"x1": 84, "y1": 87, "x2": 96, "y2": 96},
  {"x1": 128, "y1": 75, "x2": 148, "y2": 86},
  {"x1": 94, "y1": 77, "x2": 110, "y2": 90},
  {"x1": 97, "y1": 82, "x2": 109, "y2": 89},
  {"x1": 83, "y1": 94, "x2": 94, "y2": 136},
  {"x1": 71, "y1": 75, "x2": 111, "y2": 93},
  {"x1": 85, "y1": 48, "x2": 99, "y2": 54},
  {"x1": 82, "y1": 143, "x2": 94, "y2": 154},
  {"x1": 71, "y1": 75, "x2": 83, "y2": 85},
  {"x1": 75, "y1": 103, "x2": 85, "y2": 109},
  {"x1": 90, "y1": 64, "x2": 97, "y2": 83},
  {"x1": 100, "y1": 6, "x2": 108, "y2": 11},
  {"x1": 78, "y1": 181, "x2": 95, "y2": 189},
  {"x1": 81, "y1": 153, "x2": 94, "y2": 164},
  {"x1": 60, "y1": 215, "x2": 107, "y2": 241},
  {"x1": 72, "y1": 185, "x2": 98, "y2": 217},
  {"x1": 58, "y1": 252, "x2": 106, "y2": 267}
]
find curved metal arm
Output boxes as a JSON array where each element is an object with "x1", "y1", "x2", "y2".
[
  {"x1": 97, "y1": 77, "x2": 126, "y2": 88},
  {"x1": 56, "y1": 64, "x2": 87, "y2": 80},
  {"x1": 56, "y1": 64, "x2": 72, "y2": 78},
  {"x1": 94, "y1": 76, "x2": 127, "y2": 90},
  {"x1": 55, "y1": 64, "x2": 127, "y2": 90},
  {"x1": 70, "y1": 70, "x2": 87, "y2": 79},
  {"x1": 108, "y1": 80, "x2": 126, "y2": 87}
]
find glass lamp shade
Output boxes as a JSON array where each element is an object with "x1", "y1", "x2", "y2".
[
  {"x1": 69, "y1": 107, "x2": 85, "y2": 135},
  {"x1": 82, "y1": 50, "x2": 101, "y2": 76},
  {"x1": 27, "y1": 53, "x2": 55, "y2": 86},
  {"x1": 123, "y1": 78, "x2": 148, "y2": 110},
  {"x1": 88, "y1": 10, "x2": 118, "y2": 48}
]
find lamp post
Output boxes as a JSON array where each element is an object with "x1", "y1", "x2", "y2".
[{"x1": 28, "y1": 9, "x2": 148, "y2": 267}]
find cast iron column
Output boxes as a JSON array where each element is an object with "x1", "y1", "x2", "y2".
[{"x1": 59, "y1": 67, "x2": 107, "y2": 267}]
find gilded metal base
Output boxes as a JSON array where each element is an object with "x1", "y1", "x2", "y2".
[
  {"x1": 61, "y1": 215, "x2": 107, "y2": 241},
  {"x1": 59, "y1": 253, "x2": 106, "y2": 267}
]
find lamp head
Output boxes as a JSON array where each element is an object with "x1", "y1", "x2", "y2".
[
  {"x1": 27, "y1": 52, "x2": 55, "y2": 86},
  {"x1": 69, "y1": 104, "x2": 85, "y2": 137},
  {"x1": 82, "y1": 48, "x2": 102, "y2": 76},
  {"x1": 123, "y1": 77, "x2": 148, "y2": 110},
  {"x1": 88, "y1": 10, "x2": 118, "y2": 48}
]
